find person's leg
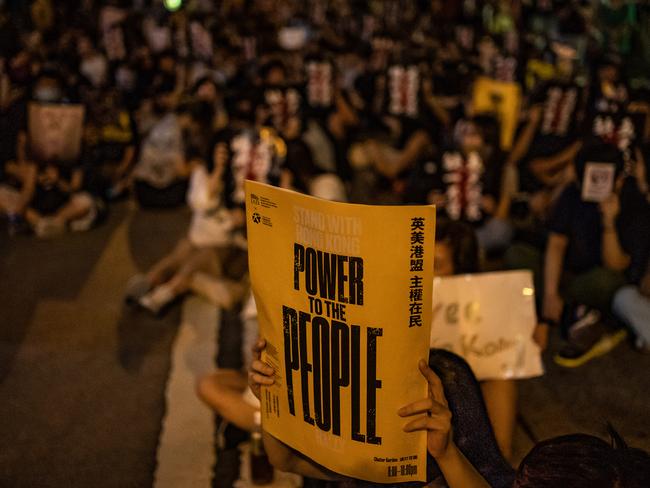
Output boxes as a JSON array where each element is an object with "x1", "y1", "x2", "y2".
[
  {"x1": 146, "y1": 237, "x2": 196, "y2": 286},
  {"x1": 52, "y1": 192, "x2": 92, "y2": 225},
  {"x1": 612, "y1": 285, "x2": 650, "y2": 350},
  {"x1": 480, "y1": 379, "x2": 517, "y2": 464},
  {"x1": 196, "y1": 370, "x2": 258, "y2": 432},
  {"x1": 475, "y1": 217, "x2": 515, "y2": 254},
  {"x1": 0, "y1": 185, "x2": 22, "y2": 215},
  {"x1": 565, "y1": 267, "x2": 626, "y2": 312}
]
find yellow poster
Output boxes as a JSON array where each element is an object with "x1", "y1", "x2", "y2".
[
  {"x1": 245, "y1": 180, "x2": 435, "y2": 484},
  {"x1": 472, "y1": 76, "x2": 522, "y2": 150}
]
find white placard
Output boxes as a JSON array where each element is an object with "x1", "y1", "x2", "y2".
[
  {"x1": 581, "y1": 162, "x2": 616, "y2": 202},
  {"x1": 430, "y1": 270, "x2": 544, "y2": 381}
]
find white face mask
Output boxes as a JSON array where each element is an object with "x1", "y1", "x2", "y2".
[
  {"x1": 81, "y1": 57, "x2": 107, "y2": 87},
  {"x1": 116, "y1": 67, "x2": 135, "y2": 91},
  {"x1": 34, "y1": 86, "x2": 62, "y2": 102}
]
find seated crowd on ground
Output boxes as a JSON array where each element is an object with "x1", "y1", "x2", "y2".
[{"x1": 1, "y1": 0, "x2": 650, "y2": 486}]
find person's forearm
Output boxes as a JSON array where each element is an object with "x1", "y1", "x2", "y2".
[
  {"x1": 116, "y1": 146, "x2": 136, "y2": 176},
  {"x1": 507, "y1": 107, "x2": 540, "y2": 166},
  {"x1": 531, "y1": 141, "x2": 581, "y2": 177},
  {"x1": 435, "y1": 442, "x2": 491, "y2": 488},
  {"x1": 601, "y1": 225, "x2": 630, "y2": 271},
  {"x1": 425, "y1": 95, "x2": 451, "y2": 127},
  {"x1": 544, "y1": 234, "x2": 567, "y2": 297}
]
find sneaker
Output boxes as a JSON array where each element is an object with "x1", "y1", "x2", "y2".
[
  {"x1": 138, "y1": 284, "x2": 176, "y2": 316},
  {"x1": 35, "y1": 217, "x2": 65, "y2": 239},
  {"x1": 7, "y1": 214, "x2": 30, "y2": 236},
  {"x1": 555, "y1": 326, "x2": 628, "y2": 368},
  {"x1": 124, "y1": 274, "x2": 152, "y2": 305}
]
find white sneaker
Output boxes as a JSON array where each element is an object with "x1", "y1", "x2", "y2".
[
  {"x1": 35, "y1": 217, "x2": 65, "y2": 239},
  {"x1": 124, "y1": 274, "x2": 151, "y2": 304},
  {"x1": 138, "y1": 285, "x2": 176, "y2": 316}
]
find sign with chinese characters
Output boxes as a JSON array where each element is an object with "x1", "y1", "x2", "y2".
[{"x1": 246, "y1": 180, "x2": 435, "y2": 483}]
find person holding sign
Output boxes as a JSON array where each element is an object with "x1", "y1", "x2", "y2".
[
  {"x1": 433, "y1": 220, "x2": 546, "y2": 463},
  {"x1": 250, "y1": 340, "x2": 493, "y2": 488},
  {"x1": 543, "y1": 142, "x2": 637, "y2": 367}
]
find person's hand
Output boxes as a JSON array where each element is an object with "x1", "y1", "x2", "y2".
[
  {"x1": 532, "y1": 322, "x2": 549, "y2": 351},
  {"x1": 599, "y1": 192, "x2": 620, "y2": 228},
  {"x1": 249, "y1": 338, "x2": 275, "y2": 401},
  {"x1": 398, "y1": 359, "x2": 452, "y2": 460},
  {"x1": 543, "y1": 292, "x2": 564, "y2": 324}
]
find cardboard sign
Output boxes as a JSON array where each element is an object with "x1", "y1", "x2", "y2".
[
  {"x1": 28, "y1": 103, "x2": 85, "y2": 163},
  {"x1": 430, "y1": 271, "x2": 543, "y2": 381},
  {"x1": 472, "y1": 76, "x2": 522, "y2": 150},
  {"x1": 246, "y1": 181, "x2": 435, "y2": 483},
  {"x1": 581, "y1": 162, "x2": 616, "y2": 203}
]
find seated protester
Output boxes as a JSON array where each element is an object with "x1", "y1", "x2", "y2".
[
  {"x1": 76, "y1": 33, "x2": 108, "y2": 89},
  {"x1": 0, "y1": 54, "x2": 33, "y2": 235},
  {"x1": 352, "y1": 114, "x2": 434, "y2": 204},
  {"x1": 251, "y1": 343, "x2": 650, "y2": 488},
  {"x1": 192, "y1": 76, "x2": 228, "y2": 132},
  {"x1": 366, "y1": 59, "x2": 434, "y2": 182},
  {"x1": 423, "y1": 117, "x2": 514, "y2": 253},
  {"x1": 513, "y1": 429, "x2": 650, "y2": 488},
  {"x1": 131, "y1": 82, "x2": 189, "y2": 208},
  {"x1": 542, "y1": 142, "x2": 635, "y2": 368},
  {"x1": 18, "y1": 71, "x2": 98, "y2": 238},
  {"x1": 434, "y1": 219, "x2": 547, "y2": 462},
  {"x1": 82, "y1": 88, "x2": 136, "y2": 200},
  {"x1": 124, "y1": 115, "x2": 247, "y2": 315},
  {"x1": 506, "y1": 41, "x2": 585, "y2": 218},
  {"x1": 612, "y1": 153, "x2": 650, "y2": 353},
  {"x1": 257, "y1": 75, "x2": 326, "y2": 196},
  {"x1": 196, "y1": 293, "x2": 261, "y2": 433}
]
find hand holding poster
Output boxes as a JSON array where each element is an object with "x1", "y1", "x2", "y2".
[
  {"x1": 430, "y1": 271, "x2": 544, "y2": 381},
  {"x1": 246, "y1": 181, "x2": 435, "y2": 483},
  {"x1": 28, "y1": 102, "x2": 85, "y2": 163}
]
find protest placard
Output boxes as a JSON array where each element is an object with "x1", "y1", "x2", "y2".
[
  {"x1": 472, "y1": 76, "x2": 522, "y2": 150},
  {"x1": 28, "y1": 102, "x2": 85, "y2": 163},
  {"x1": 430, "y1": 271, "x2": 544, "y2": 381},
  {"x1": 246, "y1": 180, "x2": 435, "y2": 483},
  {"x1": 581, "y1": 162, "x2": 616, "y2": 203}
]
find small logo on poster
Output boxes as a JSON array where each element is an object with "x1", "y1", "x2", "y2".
[
  {"x1": 252, "y1": 212, "x2": 262, "y2": 224},
  {"x1": 251, "y1": 193, "x2": 260, "y2": 205}
]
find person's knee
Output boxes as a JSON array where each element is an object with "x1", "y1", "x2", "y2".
[
  {"x1": 612, "y1": 285, "x2": 637, "y2": 315},
  {"x1": 70, "y1": 192, "x2": 93, "y2": 212}
]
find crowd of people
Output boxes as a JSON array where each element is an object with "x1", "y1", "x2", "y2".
[{"x1": 1, "y1": 0, "x2": 650, "y2": 486}]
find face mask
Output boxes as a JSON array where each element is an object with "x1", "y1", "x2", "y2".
[
  {"x1": 34, "y1": 87, "x2": 62, "y2": 102},
  {"x1": 116, "y1": 68, "x2": 135, "y2": 91}
]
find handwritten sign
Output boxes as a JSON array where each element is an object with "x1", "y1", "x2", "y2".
[{"x1": 430, "y1": 271, "x2": 543, "y2": 381}]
